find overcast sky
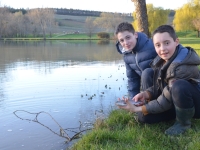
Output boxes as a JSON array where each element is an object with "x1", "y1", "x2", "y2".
[{"x1": 1, "y1": 0, "x2": 189, "y2": 13}]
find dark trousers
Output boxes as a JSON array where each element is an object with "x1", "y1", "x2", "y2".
[
  {"x1": 141, "y1": 68, "x2": 154, "y2": 91},
  {"x1": 137, "y1": 79, "x2": 200, "y2": 124}
]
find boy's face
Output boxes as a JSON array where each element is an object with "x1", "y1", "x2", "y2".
[
  {"x1": 153, "y1": 32, "x2": 179, "y2": 61},
  {"x1": 117, "y1": 31, "x2": 138, "y2": 51}
]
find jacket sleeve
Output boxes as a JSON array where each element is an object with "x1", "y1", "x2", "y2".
[
  {"x1": 167, "y1": 64, "x2": 200, "y2": 82},
  {"x1": 146, "y1": 82, "x2": 161, "y2": 100},
  {"x1": 166, "y1": 47, "x2": 200, "y2": 83},
  {"x1": 125, "y1": 62, "x2": 140, "y2": 99},
  {"x1": 142, "y1": 86, "x2": 173, "y2": 115}
]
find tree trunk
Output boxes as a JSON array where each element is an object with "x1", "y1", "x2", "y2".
[
  {"x1": 131, "y1": 0, "x2": 150, "y2": 37},
  {"x1": 197, "y1": 30, "x2": 200, "y2": 38}
]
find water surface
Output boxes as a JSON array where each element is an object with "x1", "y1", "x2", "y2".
[{"x1": 0, "y1": 40, "x2": 128, "y2": 150}]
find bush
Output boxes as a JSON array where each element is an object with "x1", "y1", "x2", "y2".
[{"x1": 97, "y1": 32, "x2": 110, "y2": 39}]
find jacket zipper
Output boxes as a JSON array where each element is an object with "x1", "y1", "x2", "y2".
[{"x1": 134, "y1": 52, "x2": 143, "y2": 72}]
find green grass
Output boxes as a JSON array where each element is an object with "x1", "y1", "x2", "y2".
[
  {"x1": 177, "y1": 31, "x2": 197, "y2": 38},
  {"x1": 2, "y1": 34, "x2": 99, "y2": 41},
  {"x1": 70, "y1": 109, "x2": 200, "y2": 150},
  {"x1": 179, "y1": 38, "x2": 200, "y2": 55},
  {"x1": 52, "y1": 33, "x2": 99, "y2": 39},
  {"x1": 1, "y1": 29, "x2": 199, "y2": 41},
  {"x1": 2, "y1": 33, "x2": 116, "y2": 40},
  {"x1": 54, "y1": 14, "x2": 99, "y2": 33},
  {"x1": 54, "y1": 14, "x2": 133, "y2": 33}
]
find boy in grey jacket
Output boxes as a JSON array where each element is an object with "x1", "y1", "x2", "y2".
[
  {"x1": 118, "y1": 25, "x2": 200, "y2": 136},
  {"x1": 115, "y1": 22, "x2": 157, "y2": 99}
]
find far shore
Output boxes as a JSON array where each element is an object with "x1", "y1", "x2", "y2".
[
  {"x1": 0, "y1": 33, "x2": 117, "y2": 41},
  {"x1": 0, "y1": 31, "x2": 199, "y2": 41},
  {"x1": 0, "y1": 38, "x2": 105, "y2": 41}
]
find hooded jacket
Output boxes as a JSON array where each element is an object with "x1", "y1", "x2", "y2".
[
  {"x1": 116, "y1": 32, "x2": 157, "y2": 98},
  {"x1": 142, "y1": 45, "x2": 200, "y2": 115}
]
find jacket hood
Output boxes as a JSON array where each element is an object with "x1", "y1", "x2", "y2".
[
  {"x1": 116, "y1": 41, "x2": 133, "y2": 54},
  {"x1": 116, "y1": 32, "x2": 149, "y2": 54},
  {"x1": 180, "y1": 46, "x2": 200, "y2": 65}
]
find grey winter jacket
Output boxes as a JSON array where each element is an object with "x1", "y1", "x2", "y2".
[
  {"x1": 144, "y1": 45, "x2": 200, "y2": 114},
  {"x1": 116, "y1": 32, "x2": 157, "y2": 98}
]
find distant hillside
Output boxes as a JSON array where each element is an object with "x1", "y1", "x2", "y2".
[
  {"x1": 54, "y1": 9, "x2": 175, "y2": 34},
  {"x1": 55, "y1": 14, "x2": 133, "y2": 34},
  {"x1": 55, "y1": 8, "x2": 132, "y2": 17},
  {"x1": 6, "y1": 7, "x2": 174, "y2": 34},
  {"x1": 7, "y1": 7, "x2": 132, "y2": 17}
]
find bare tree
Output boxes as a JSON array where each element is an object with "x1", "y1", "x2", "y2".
[
  {"x1": 131, "y1": 0, "x2": 149, "y2": 37},
  {"x1": 0, "y1": 6, "x2": 56, "y2": 38},
  {"x1": 0, "y1": 7, "x2": 9, "y2": 38},
  {"x1": 27, "y1": 9, "x2": 41, "y2": 37},
  {"x1": 21, "y1": 14, "x2": 31, "y2": 37},
  {"x1": 27, "y1": 8, "x2": 55, "y2": 39},
  {"x1": 85, "y1": 17, "x2": 95, "y2": 38},
  {"x1": 94, "y1": 12, "x2": 125, "y2": 34},
  {"x1": 36, "y1": 8, "x2": 48, "y2": 39},
  {"x1": 44, "y1": 8, "x2": 56, "y2": 38},
  {"x1": 193, "y1": 18, "x2": 200, "y2": 37},
  {"x1": 12, "y1": 11, "x2": 24, "y2": 37}
]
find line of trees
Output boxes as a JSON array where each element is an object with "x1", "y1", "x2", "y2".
[
  {"x1": 55, "y1": 8, "x2": 101, "y2": 17},
  {"x1": 0, "y1": 7, "x2": 56, "y2": 39},
  {"x1": 173, "y1": 0, "x2": 200, "y2": 37},
  {"x1": 55, "y1": 8, "x2": 131, "y2": 17},
  {"x1": 1, "y1": 0, "x2": 199, "y2": 39},
  {"x1": 0, "y1": 6, "x2": 132, "y2": 39},
  {"x1": 84, "y1": 13, "x2": 132, "y2": 38},
  {"x1": 132, "y1": 2, "x2": 171, "y2": 36},
  {"x1": 146, "y1": 4, "x2": 170, "y2": 35},
  {"x1": 55, "y1": 8, "x2": 101, "y2": 16},
  {"x1": 132, "y1": 0, "x2": 200, "y2": 37}
]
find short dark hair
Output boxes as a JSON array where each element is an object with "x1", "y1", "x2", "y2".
[
  {"x1": 115, "y1": 22, "x2": 135, "y2": 35},
  {"x1": 152, "y1": 25, "x2": 177, "y2": 41}
]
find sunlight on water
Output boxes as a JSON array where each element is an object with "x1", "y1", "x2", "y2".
[{"x1": 0, "y1": 41, "x2": 128, "y2": 150}]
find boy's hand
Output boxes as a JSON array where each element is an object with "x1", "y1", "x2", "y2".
[
  {"x1": 133, "y1": 91, "x2": 149, "y2": 104},
  {"x1": 117, "y1": 97, "x2": 142, "y2": 113}
]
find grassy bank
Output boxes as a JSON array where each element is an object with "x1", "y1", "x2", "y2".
[
  {"x1": 1, "y1": 30, "x2": 199, "y2": 41},
  {"x1": 1, "y1": 33, "x2": 115, "y2": 41},
  {"x1": 179, "y1": 38, "x2": 200, "y2": 55},
  {"x1": 69, "y1": 109, "x2": 200, "y2": 150}
]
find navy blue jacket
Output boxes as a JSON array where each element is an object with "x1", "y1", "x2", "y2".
[{"x1": 116, "y1": 32, "x2": 157, "y2": 98}]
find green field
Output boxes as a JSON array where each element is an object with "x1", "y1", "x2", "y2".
[
  {"x1": 55, "y1": 14, "x2": 133, "y2": 34},
  {"x1": 55, "y1": 14, "x2": 93, "y2": 33},
  {"x1": 179, "y1": 38, "x2": 200, "y2": 55}
]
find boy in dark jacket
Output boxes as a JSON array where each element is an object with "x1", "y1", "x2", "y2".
[
  {"x1": 118, "y1": 25, "x2": 200, "y2": 136},
  {"x1": 115, "y1": 22, "x2": 157, "y2": 99}
]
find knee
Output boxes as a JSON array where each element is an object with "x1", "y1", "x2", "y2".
[
  {"x1": 171, "y1": 79, "x2": 192, "y2": 107},
  {"x1": 171, "y1": 79, "x2": 189, "y2": 94},
  {"x1": 142, "y1": 68, "x2": 153, "y2": 79}
]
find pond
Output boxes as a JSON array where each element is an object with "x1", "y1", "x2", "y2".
[{"x1": 0, "y1": 40, "x2": 128, "y2": 150}]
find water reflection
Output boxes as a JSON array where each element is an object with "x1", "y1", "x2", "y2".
[
  {"x1": 0, "y1": 40, "x2": 120, "y2": 63},
  {"x1": 0, "y1": 40, "x2": 128, "y2": 150},
  {"x1": 97, "y1": 40, "x2": 110, "y2": 45}
]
